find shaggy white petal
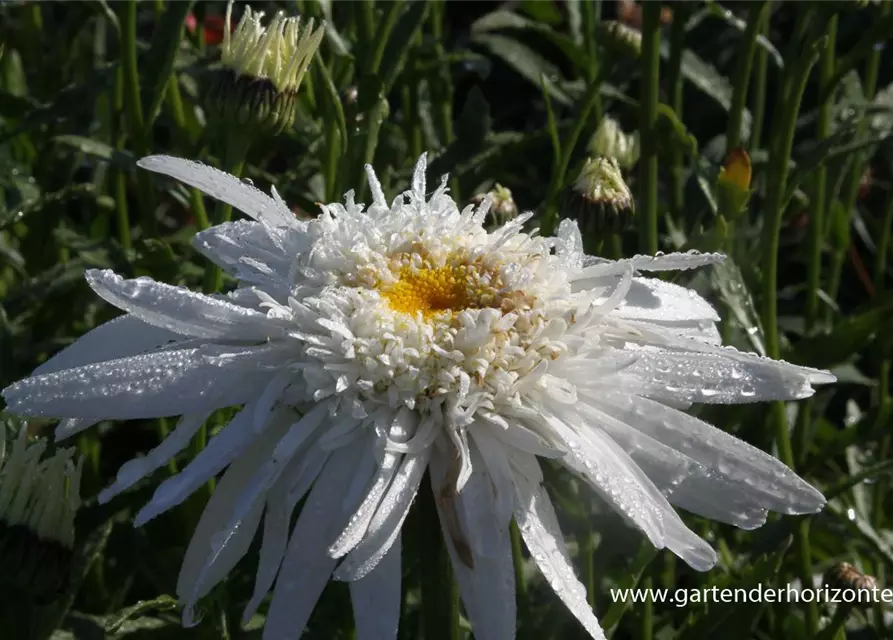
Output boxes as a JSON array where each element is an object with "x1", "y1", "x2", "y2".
[
  {"x1": 349, "y1": 534, "x2": 402, "y2": 640},
  {"x1": 99, "y1": 411, "x2": 211, "y2": 504},
  {"x1": 430, "y1": 446, "x2": 516, "y2": 640},
  {"x1": 33, "y1": 314, "x2": 182, "y2": 377},
  {"x1": 2, "y1": 345, "x2": 277, "y2": 420},
  {"x1": 177, "y1": 411, "x2": 294, "y2": 623},
  {"x1": 513, "y1": 463, "x2": 605, "y2": 640},
  {"x1": 264, "y1": 437, "x2": 374, "y2": 639},
  {"x1": 242, "y1": 446, "x2": 330, "y2": 624},
  {"x1": 591, "y1": 391, "x2": 826, "y2": 515},
  {"x1": 85, "y1": 269, "x2": 287, "y2": 341},
  {"x1": 137, "y1": 155, "x2": 297, "y2": 227}
]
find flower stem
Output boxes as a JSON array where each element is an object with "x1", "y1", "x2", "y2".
[
  {"x1": 418, "y1": 480, "x2": 460, "y2": 640},
  {"x1": 749, "y1": 8, "x2": 770, "y2": 150},
  {"x1": 665, "y1": 3, "x2": 687, "y2": 220},
  {"x1": 794, "y1": 14, "x2": 836, "y2": 465},
  {"x1": 120, "y1": 0, "x2": 156, "y2": 237},
  {"x1": 727, "y1": 2, "x2": 768, "y2": 153},
  {"x1": 580, "y1": 0, "x2": 603, "y2": 121},
  {"x1": 761, "y1": 12, "x2": 826, "y2": 638},
  {"x1": 637, "y1": 3, "x2": 661, "y2": 255}
]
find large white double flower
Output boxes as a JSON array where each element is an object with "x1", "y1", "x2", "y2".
[{"x1": 2, "y1": 154, "x2": 832, "y2": 639}]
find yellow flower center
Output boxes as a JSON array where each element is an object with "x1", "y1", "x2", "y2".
[{"x1": 382, "y1": 265, "x2": 474, "y2": 317}]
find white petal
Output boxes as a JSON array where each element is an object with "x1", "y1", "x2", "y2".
[
  {"x1": 242, "y1": 447, "x2": 330, "y2": 624},
  {"x1": 349, "y1": 534, "x2": 401, "y2": 640},
  {"x1": 592, "y1": 391, "x2": 826, "y2": 515},
  {"x1": 33, "y1": 314, "x2": 181, "y2": 377},
  {"x1": 134, "y1": 399, "x2": 296, "y2": 526},
  {"x1": 175, "y1": 410, "x2": 294, "y2": 621},
  {"x1": 575, "y1": 251, "x2": 725, "y2": 280},
  {"x1": 86, "y1": 269, "x2": 284, "y2": 341},
  {"x1": 264, "y1": 436, "x2": 376, "y2": 639},
  {"x1": 2, "y1": 345, "x2": 276, "y2": 420},
  {"x1": 99, "y1": 411, "x2": 211, "y2": 503},
  {"x1": 194, "y1": 221, "x2": 308, "y2": 297},
  {"x1": 429, "y1": 447, "x2": 516, "y2": 640},
  {"x1": 612, "y1": 347, "x2": 832, "y2": 404},
  {"x1": 470, "y1": 426, "x2": 515, "y2": 529},
  {"x1": 137, "y1": 155, "x2": 297, "y2": 227},
  {"x1": 615, "y1": 278, "x2": 719, "y2": 323},
  {"x1": 334, "y1": 447, "x2": 429, "y2": 581},
  {"x1": 512, "y1": 462, "x2": 605, "y2": 640},
  {"x1": 545, "y1": 407, "x2": 716, "y2": 570}
]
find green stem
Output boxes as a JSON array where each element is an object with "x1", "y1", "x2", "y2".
[
  {"x1": 429, "y1": 3, "x2": 458, "y2": 200},
  {"x1": 749, "y1": 7, "x2": 770, "y2": 150},
  {"x1": 120, "y1": 0, "x2": 155, "y2": 237},
  {"x1": 112, "y1": 65, "x2": 132, "y2": 251},
  {"x1": 418, "y1": 480, "x2": 459, "y2": 640},
  {"x1": 795, "y1": 14, "x2": 837, "y2": 466},
  {"x1": 510, "y1": 520, "x2": 527, "y2": 601},
  {"x1": 638, "y1": 3, "x2": 661, "y2": 255},
  {"x1": 816, "y1": 603, "x2": 853, "y2": 640},
  {"x1": 727, "y1": 2, "x2": 768, "y2": 152},
  {"x1": 666, "y1": 3, "x2": 687, "y2": 220},
  {"x1": 761, "y1": 14, "x2": 826, "y2": 638},
  {"x1": 543, "y1": 64, "x2": 608, "y2": 236},
  {"x1": 639, "y1": 575, "x2": 653, "y2": 640},
  {"x1": 368, "y1": 1, "x2": 402, "y2": 73},
  {"x1": 580, "y1": 0, "x2": 603, "y2": 120}
]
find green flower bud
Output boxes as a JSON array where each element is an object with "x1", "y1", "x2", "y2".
[
  {"x1": 204, "y1": 1, "x2": 325, "y2": 136},
  {"x1": 597, "y1": 21, "x2": 642, "y2": 59},
  {"x1": 0, "y1": 429, "x2": 83, "y2": 604},
  {"x1": 589, "y1": 116, "x2": 640, "y2": 170},
  {"x1": 564, "y1": 157, "x2": 635, "y2": 235},
  {"x1": 471, "y1": 184, "x2": 518, "y2": 228}
]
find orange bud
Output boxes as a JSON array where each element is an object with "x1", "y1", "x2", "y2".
[{"x1": 719, "y1": 148, "x2": 752, "y2": 192}]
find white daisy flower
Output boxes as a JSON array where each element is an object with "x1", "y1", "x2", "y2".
[{"x1": 1, "y1": 154, "x2": 832, "y2": 639}]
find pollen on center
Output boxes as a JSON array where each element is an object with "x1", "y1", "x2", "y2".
[{"x1": 383, "y1": 265, "x2": 472, "y2": 317}]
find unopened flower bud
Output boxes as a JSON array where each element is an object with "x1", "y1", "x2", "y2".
[
  {"x1": 204, "y1": 1, "x2": 325, "y2": 136},
  {"x1": 0, "y1": 429, "x2": 83, "y2": 603},
  {"x1": 471, "y1": 184, "x2": 518, "y2": 228},
  {"x1": 597, "y1": 21, "x2": 642, "y2": 59},
  {"x1": 589, "y1": 116, "x2": 640, "y2": 170},
  {"x1": 564, "y1": 157, "x2": 635, "y2": 234}
]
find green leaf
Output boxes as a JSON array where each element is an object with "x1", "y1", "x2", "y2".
[
  {"x1": 471, "y1": 33, "x2": 572, "y2": 106},
  {"x1": 787, "y1": 291, "x2": 893, "y2": 368},
  {"x1": 677, "y1": 543, "x2": 790, "y2": 640},
  {"x1": 52, "y1": 136, "x2": 136, "y2": 169},
  {"x1": 141, "y1": 1, "x2": 194, "y2": 126},
  {"x1": 377, "y1": 0, "x2": 429, "y2": 93},
  {"x1": 471, "y1": 10, "x2": 588, "y2": 72}
]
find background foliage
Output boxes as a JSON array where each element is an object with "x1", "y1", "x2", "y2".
[{"x1": 1, "y1": 1, "x2": 893, "y2": 638}]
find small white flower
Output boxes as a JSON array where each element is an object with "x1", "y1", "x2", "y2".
[{"x1": 2, "y1": 154, "x2": 833, "y2": 639}]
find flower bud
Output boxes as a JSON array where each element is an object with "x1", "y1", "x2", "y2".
[
  {"x1": 597, "y1": 21, "x2": 642, "y2": 59},
  {"x1": 204, "y1": 1, "x2": 325, "y2": 136},
  {"x1": 564, "y1": 157, "x2": 635, "y2": 235},
  {"x1": 0, "y1": 429, "x2": 83, "y2": 603},
  {"x1": 470, "y1": 184, "x2": 518, "y2": 228},
  {"x1": 589, "y1": 116, "x2": 640, "y2": 170},
  {"x1": 824, "y1": 562, "x2": 878, "y2": 607}
]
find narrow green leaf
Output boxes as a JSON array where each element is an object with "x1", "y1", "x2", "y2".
[{"x1": 140, "y1": 1, "x2": 194, "y2": 126}]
